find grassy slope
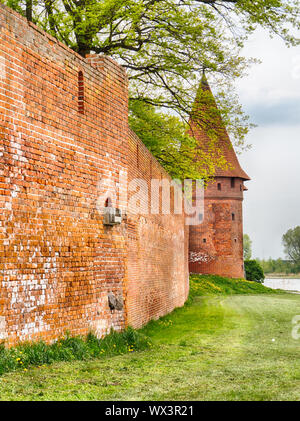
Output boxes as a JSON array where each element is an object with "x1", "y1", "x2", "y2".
[
  {"x1": 189, "y1": 274, "x2": 281, "y2": 297},
  {"x1": 0, "y1": 276, "x2": 299, "y2": 401}
]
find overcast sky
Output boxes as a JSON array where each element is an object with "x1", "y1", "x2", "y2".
[{"x1": 235, "y1": 29, "x2": 300, "y2": 260}]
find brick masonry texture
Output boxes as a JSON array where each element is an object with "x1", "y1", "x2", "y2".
[
  {"x1": 188, "y1": 76, "x2": 249, "y2": 280},
  {"x1": 0, "y1": 4, "x2": 249, "y2": 346},
  {"x1": 126, "y1": 130, "x2": 189, "y2": 329},
  {"x1": 189, "y1": 176, "x2": 245, "y2": 279},
  {"x1": 0, "y1": 5, "x2": 189, "y2": 345}
]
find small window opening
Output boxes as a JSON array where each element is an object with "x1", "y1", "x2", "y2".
[
  {"x1": 231, "y1": 178, "x2": 235, "y2": 188},
  {"x1": 234, "y1": 238, "x2": 237, "y2": 243},
  {"x1": 203, "y1": 238, "x2": 206, "y2": 243},
  {"x1": 240, "y1": 184, "x2": 242, "y2": 191},
  {"x1": 105, "y1": 197, "x2": 112, "y2": 207},
  {"x1": 232, "y1": 213, "x2": 235, "y2": 221},
  {"x1": 217, "y1": 183, "x2": 221, "y2": 191},
  {"x1": 199, "y1": 213, "x2": 203, "y2": 222},
  {"x1": 78, "y1": 71, "x2": 85, "y2": 114}
]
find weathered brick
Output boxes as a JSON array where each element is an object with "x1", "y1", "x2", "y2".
[{"x1": 0, "y1": 4, "x2": 189, "y2": 345}]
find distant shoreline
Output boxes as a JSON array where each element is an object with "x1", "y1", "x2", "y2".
[{"x1": 265, "y1": 274, "x2": 300, "y2": 279}]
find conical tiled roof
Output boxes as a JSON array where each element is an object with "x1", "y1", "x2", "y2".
[{"x1": 189, "y1": 74, "x2": 250, "y2": 181}]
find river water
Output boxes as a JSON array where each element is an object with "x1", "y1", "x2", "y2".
[{"x1": 263, "y1": 278, "x2": 300, "y2": 292}]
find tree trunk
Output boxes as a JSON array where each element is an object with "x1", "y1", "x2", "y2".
[{"x1": 26, "y1": 0, "x2": 33, "y2": 22}]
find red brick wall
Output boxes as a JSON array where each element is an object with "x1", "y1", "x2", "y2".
[
  {"x1": 126, "y1": 131, "x2": 189, "y2": 328},
  {"x1": 189, "y1": 177, "x2": 245, "y2": 279},
  {"x1": 0, "y1": 5, "x2": 189, "y2": 344}
]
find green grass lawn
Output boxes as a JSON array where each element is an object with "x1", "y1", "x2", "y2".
[{"x1": 0, "y1": 276, "x2": 299, "y2": 400}]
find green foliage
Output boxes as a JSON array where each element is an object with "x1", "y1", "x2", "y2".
[
  {"x1": 243, "y1": 233, "x2": 252, "y2": 260},
  {"x1": 3, "y1": 0, "x2": 299, "y2": 157},
  {"x1": 189, "y1": 273, "x2": 274, "y2": 297},
  {"x1": 129, "y1": 100, "x2": 227, "y2": 180},
  {"x1": 244, "y1": 259, "x2": 265, "y2": 283},
  {"x1": 0, "y1": 327, "x2": 151, "y2": 376},
  {"x1": 257, "y1": 257, "x2": 300, "y2": 275},
  {"x1": 282, "y1": 226, "x2": 300, "y2": 265}
]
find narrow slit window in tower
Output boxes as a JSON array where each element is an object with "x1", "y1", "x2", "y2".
[
  {"x1": 231, "y1": 178, "x2": 235, "y2": 188},
  {"x1": 217, "y1": 183, "x2": 221, "y2": 191},
  {"x1": 232, "y1": 213, "x2": 235, "y2": 221}
]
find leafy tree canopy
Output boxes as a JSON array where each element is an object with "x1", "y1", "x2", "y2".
[
  {"x1": 257, "y1": 257, "x2": 300, "y2": 275},
  {"x1": 244, "y1": 259, "x2": 265, "y2": 283},
  {"x1": 243, "y1": 233, "x2": 252, "y2": 260},
  {"x1": 129, "y1": 100, "x2": 228, "y2": 180},
  {"x1": 3, "y1": 0, "x2": 299, "y2": 178},
  {"x1": 282, "y1": 226, "x2": 300, "y2": 266}
]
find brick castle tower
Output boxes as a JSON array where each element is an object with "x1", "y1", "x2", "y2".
[{"x1": 189, "y1": 75, "x2": 250, "y2": 278}]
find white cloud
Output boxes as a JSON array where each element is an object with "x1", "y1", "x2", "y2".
[
  {"x1": 237, "y1": 29, "x2": 300, "y2": 106},
  {"x1": 236, "y1": 29, "x2": 300, "y2": 259},
  {"x1": 240, "y1": 124, "x2": 300, "y2": 259}
]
